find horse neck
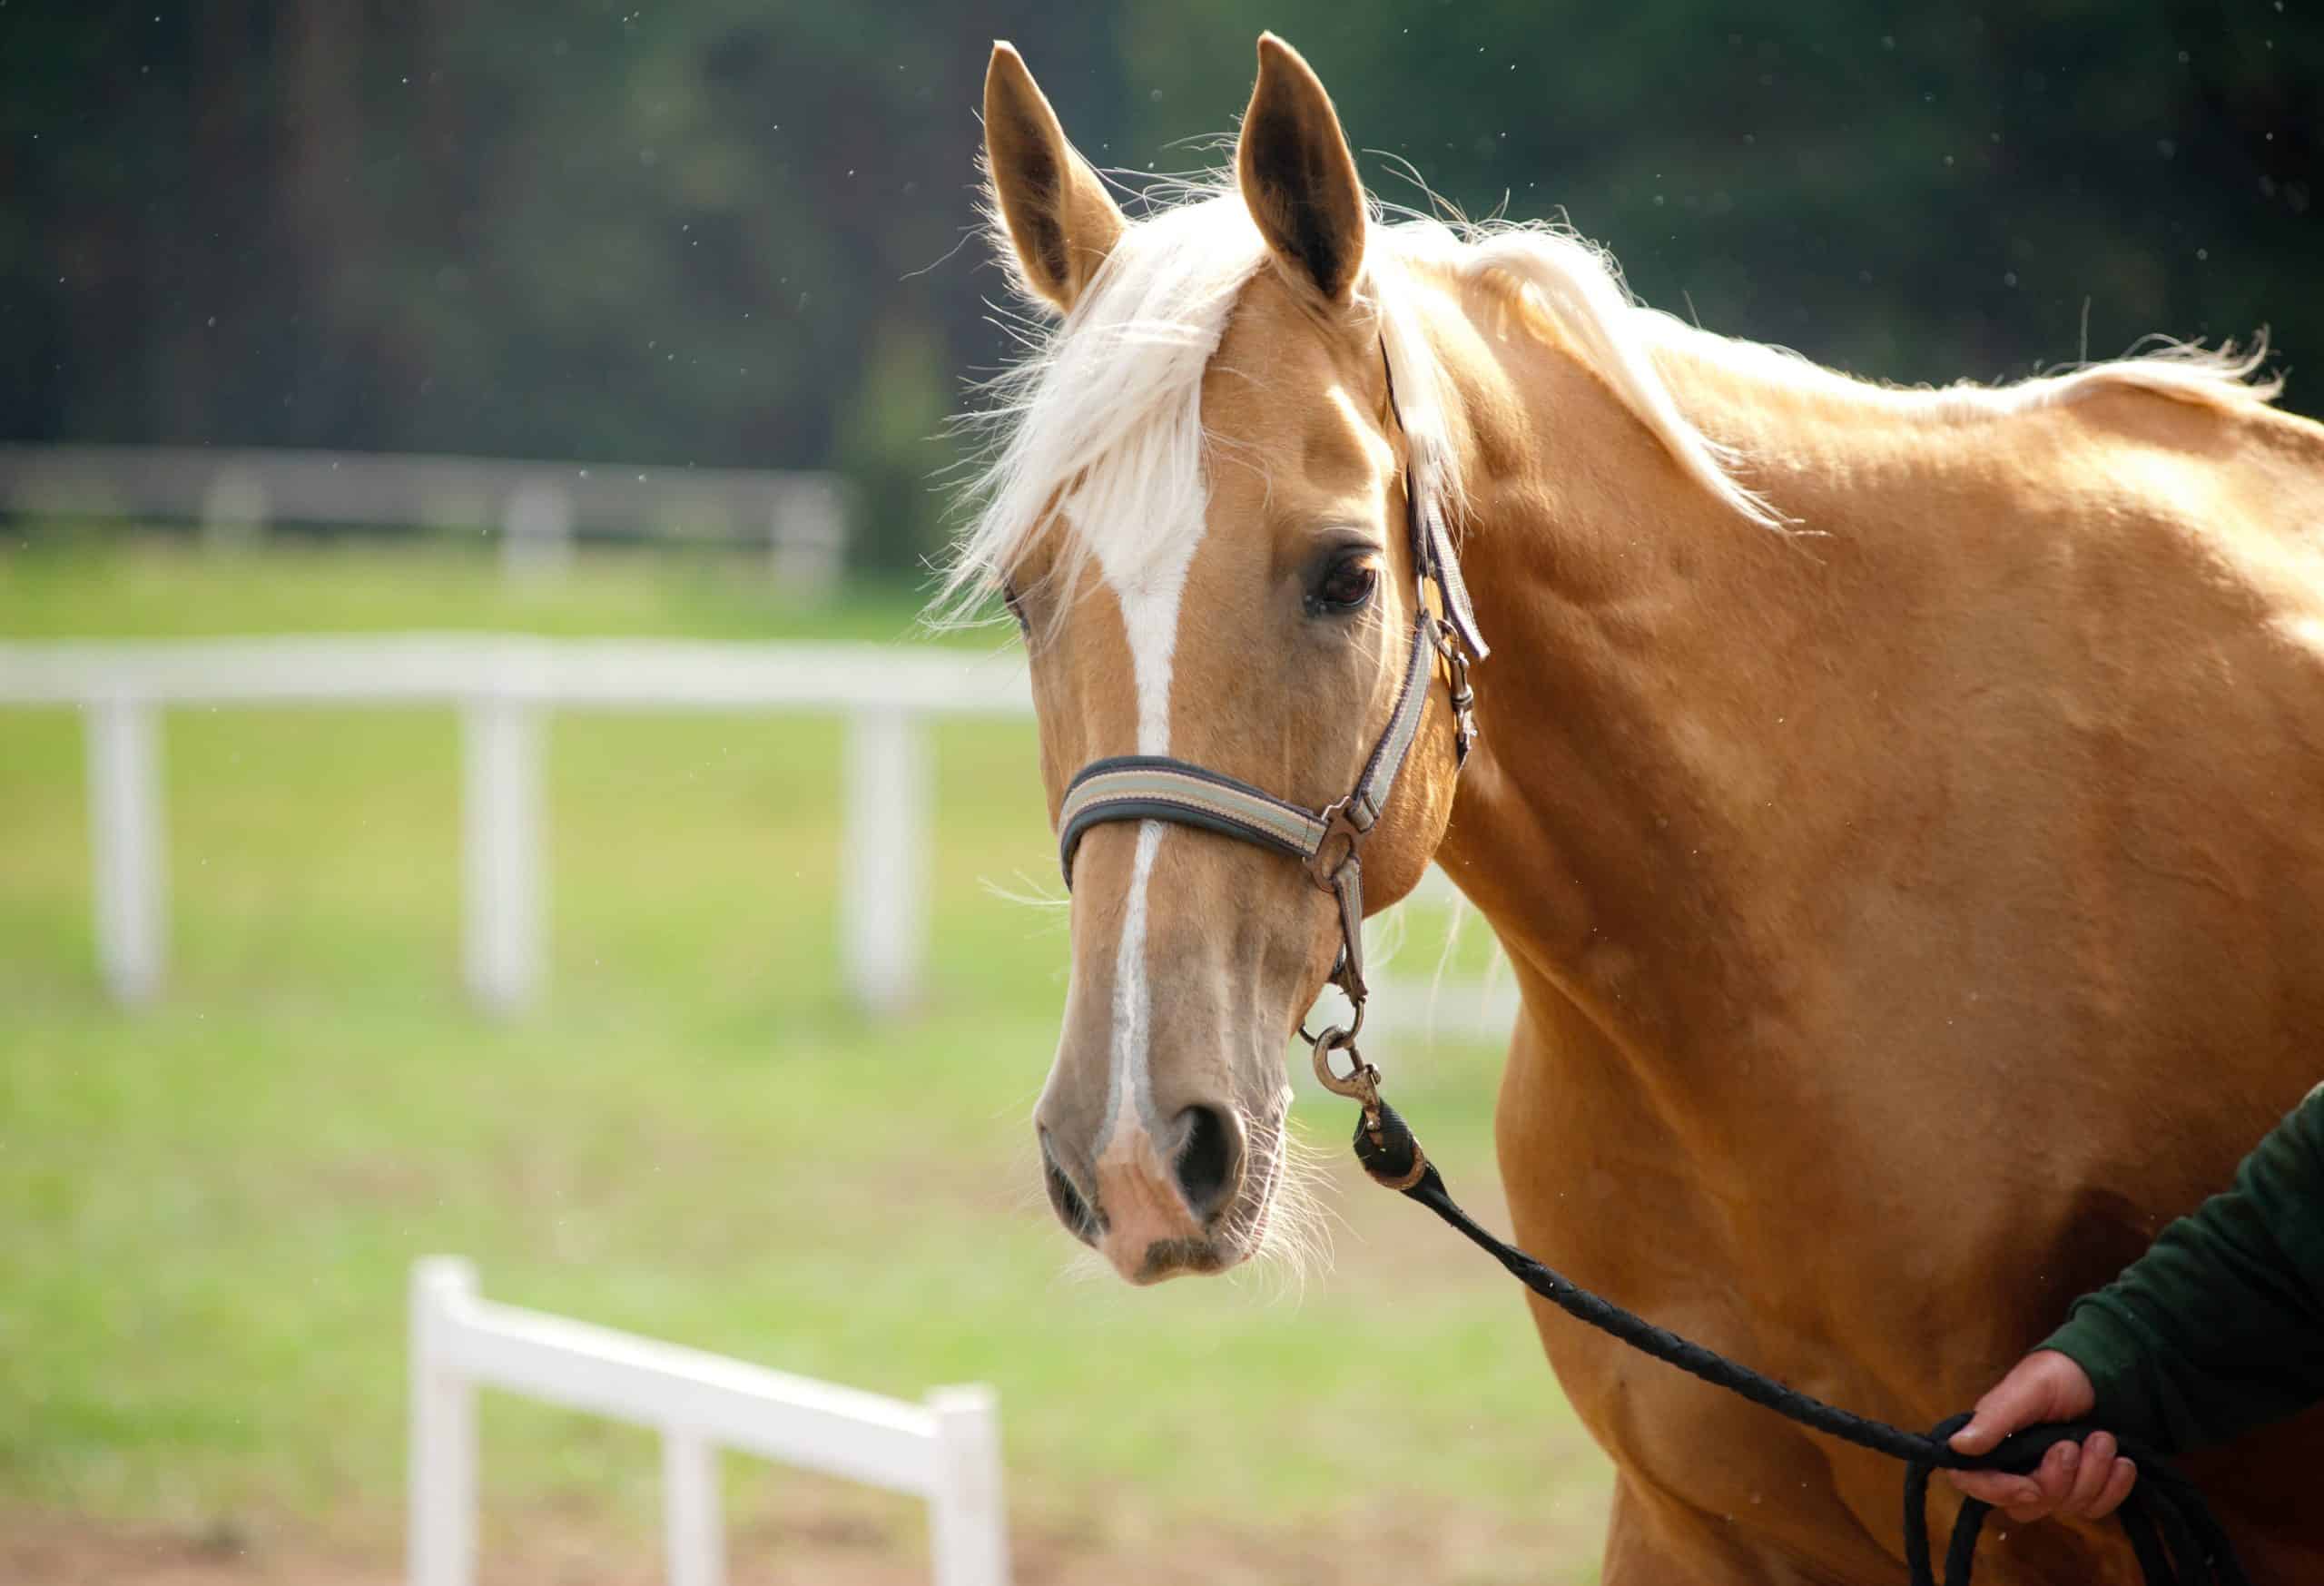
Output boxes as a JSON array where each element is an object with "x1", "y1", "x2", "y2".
[{"x1": 1425, "y1": 301, "x2": 1994, "y2": 1055}]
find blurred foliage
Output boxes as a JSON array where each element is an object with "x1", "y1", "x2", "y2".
[{"x1": 1, "y1": 2, "x2": 2316, "y2": 574}]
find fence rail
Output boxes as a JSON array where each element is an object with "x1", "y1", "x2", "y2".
[
  {"x1": 408, "y1": 1257, "x2": 1008, "y2": 1586},
  {"x1": 0, "y1": 635, "x2": 1021, "y2": 1017},
  {"x1": 0, "y1": 443, "x2": 852, "y2": 590},
  {"x1": 0, "y1": 634, "x2": 1508, "y2": 1035}
]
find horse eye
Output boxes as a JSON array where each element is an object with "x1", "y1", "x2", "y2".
[
  {"x1": 1000, "y1": 579, "x2": 1031, "y2": 635},
  {"x1": 1312, "y1": 556, "x2": 1379, "y2": 615}
]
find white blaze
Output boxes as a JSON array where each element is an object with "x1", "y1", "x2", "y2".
[{"x1": 1091, "y1": 523, "x2": 1203, "y2": 1151}]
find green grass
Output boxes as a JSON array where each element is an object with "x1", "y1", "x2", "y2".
[
  {"x1": 0, "y1": 537, "x2": 1606, "y2": 1577},
  {"x1": 0, "y1": 527, "x2": 951, "y2": 645}
]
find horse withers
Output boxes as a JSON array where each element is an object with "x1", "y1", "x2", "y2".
[{"x1": 950, "y1": 34, "x2": 2324, "y2": 1584}]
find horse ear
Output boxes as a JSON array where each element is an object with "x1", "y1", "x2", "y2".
[
  {"x1": 983, "y1": 42, "x2": 1126, "y2": 315},
  {"x1": 1236, "y1": 34, "x2": 1366, "y2": 304}
]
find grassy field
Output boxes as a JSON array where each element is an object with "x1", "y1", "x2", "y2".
[{"x1": 0, "y1": 537, "x2": 1610, "y2": 1582}]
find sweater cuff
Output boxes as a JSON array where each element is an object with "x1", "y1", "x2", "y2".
[{"x1": 2037, "y1": 1297, "x2": 2152, "y2": 1438}]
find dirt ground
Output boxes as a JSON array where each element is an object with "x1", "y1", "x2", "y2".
[{"x1": 3, "y1": 1496, "x2": 1607, "y2": 1586}]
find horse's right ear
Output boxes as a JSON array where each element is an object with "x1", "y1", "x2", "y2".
[{"x1": 983, "y1": 42, "x2": 1126, "y2": 316}]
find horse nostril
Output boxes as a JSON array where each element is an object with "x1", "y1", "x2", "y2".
[
  {"x1": 1039, "y1": 1128, "x2": 1101, "y2": 1244},
  {"x1": 1173, "y1": 1105, "x2": 1244, "y2": 1223}
]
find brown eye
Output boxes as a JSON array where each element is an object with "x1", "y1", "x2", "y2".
[{"x1": 1312, "y1": 556, "x2": 1379, "y2": 615}]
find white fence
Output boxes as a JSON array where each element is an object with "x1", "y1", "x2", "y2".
[
  {"x1": 0, "y1": 444, "x2": 852, "y2": 593},
  {"x1": 409, "y1": 1257, "x2": 1008, "y2": 1586},
  {"x1": 0, "y1": 635, "x2": 1019, "y2": 1018},
  {"x1": 0, "y1": 635, "x2": 1509, "y2": 1034}
]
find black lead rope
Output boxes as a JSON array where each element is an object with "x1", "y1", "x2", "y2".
[{"x1": 1347, "y1": 1098, "x2": 2252, "y2": 1586}]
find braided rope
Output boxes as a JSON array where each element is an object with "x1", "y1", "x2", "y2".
[{"x1": 1349, "y1": 1100, "x2": 2250, "y2": 1586}]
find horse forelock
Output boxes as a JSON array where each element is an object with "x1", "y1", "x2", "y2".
[{"x1": 939, "y1": 186, "x2": 1482, "y2": 641}]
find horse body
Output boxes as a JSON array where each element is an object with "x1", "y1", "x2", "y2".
[
  {"x1": 1427, "y1": 279, "x2": 2324, "y2": 1579},
  {"x1": 964, "y1": 35, "x2": 2324, "y2": 1581}
]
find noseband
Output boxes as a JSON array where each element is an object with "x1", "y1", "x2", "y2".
[{"x1": 1051, "y1": 343, "x2": 1488, "y2": 1101}]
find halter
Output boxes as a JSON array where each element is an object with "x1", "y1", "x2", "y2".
[{"x1": 1052, "y1": 342, "x2": 1487, "y2": 1102}]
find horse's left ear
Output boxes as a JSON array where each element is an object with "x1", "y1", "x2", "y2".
[
  {"x1": 984, "y1": 41, "x2": 1126, "y2": 315},
  {"x1": 1236, "y1": 34, "x2": 1366, "y2": 305}
]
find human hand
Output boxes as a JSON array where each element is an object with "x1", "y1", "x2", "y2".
[{"x1": 1945, "y1": 1350, "x2": 2138, "y2": 1523}]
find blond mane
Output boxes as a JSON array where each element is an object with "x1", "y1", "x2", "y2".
[{"x1": 940, "y1": 182, "x2": 2280, "y2": 619}]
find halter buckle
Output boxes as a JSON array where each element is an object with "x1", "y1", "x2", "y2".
[{"x1": 1433, "y1": 620, "x2": 1479, "y2": 766}]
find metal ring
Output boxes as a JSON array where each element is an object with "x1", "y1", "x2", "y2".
[
  {"x1": 1305, "y1": 795, "x2": 1365, "y2": 892},
  {"x1": 1297, "y1": 961, "x2": 1368, "y2": 1049},
  {"x1": 1296, "y1": 1006, "x2": 1365, "y2": 1053}
]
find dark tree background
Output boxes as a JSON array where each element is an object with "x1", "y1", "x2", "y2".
[{"x1": 3, "y1": 1, "x2": 2316, "y2": 570}]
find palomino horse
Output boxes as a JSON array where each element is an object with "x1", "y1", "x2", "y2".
[{"x1": 953, "y1": 34, "x2": 2324, "y2": 1584}]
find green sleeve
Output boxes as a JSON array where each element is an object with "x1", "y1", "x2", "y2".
[{"x1": 2037, "y1": 1083, "x2": 2324, "y2": 1455}]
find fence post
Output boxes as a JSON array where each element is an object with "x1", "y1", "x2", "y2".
[
  {"x1": 840, "y1": 705, "x2": 927, "y2": 1017},
  {"x1": 662, "y1": 1428, "x2": 724, "y2": 1586},
  {"x1": 85, "y1": 697, "x2": 165, "y2": 1006},
  {"x1": 409, "y1": 1257, "x2": 478, "y2": 1586},
  {"x1": 461, "y1": 694, "x2": 544, "y2": 1016},
  {"x1": 926, "y1": 1385, "x2": 1008, "y2": 1586},
  {"x1": 501, "y1": 479, "x2": 575, "y2": 583},
  {"x1": 769, "y1": 478, "x2": 846, "y2": 602},
  {"x1": 199, "y1": 464, "x2": 269, "y2": 553}
]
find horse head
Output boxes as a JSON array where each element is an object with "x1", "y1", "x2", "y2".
[{"x1": 960, "y1": 37, "x2": 1468, "y2": 1282}]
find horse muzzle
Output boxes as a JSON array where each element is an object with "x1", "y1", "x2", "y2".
[{"x1": 1038, "y1": 1101, "x2": 1258, "y2": 1283}]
